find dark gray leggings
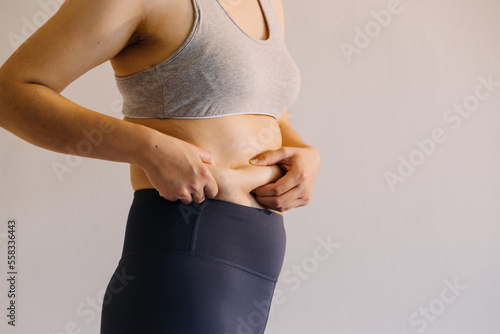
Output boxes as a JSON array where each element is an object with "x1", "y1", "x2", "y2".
[{"x1": 100, "y1": 189, "x2": 286, "y2": 334}]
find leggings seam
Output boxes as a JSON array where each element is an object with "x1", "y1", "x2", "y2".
[
  {"x1": 119, "y1": 249, "x2": 278, "y2": 283},
  {"x1": 193, "y1": 252, "x2": 277, "y2": 282},
  {"x1": 189, "y1": 200, "x2": 208, "y2": 253},
  {"x1": 261, "y1": 276, "x2": 278, "y2": 332}
]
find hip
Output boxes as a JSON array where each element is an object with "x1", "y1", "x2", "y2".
[
  {"x1": 120, "y1": 188, "x2": 287, "y2": 280},
  {"x1": 100, "y1": 189, "x2": 287, "y2": 333}
]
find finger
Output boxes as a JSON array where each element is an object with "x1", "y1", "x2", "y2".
[
  {"x1": 192, "y1": 191, "x2": 206, "y2": 204},
  {"x1": 254, "y1": 184, "x2": 301, "y2": 210},
  {"x1": 178, "y1": 192, "x2": 193, "y2": 205},
  {"x1": 279, "y1": 197, "x2": 307, "y2": 212},
  {"x1": 252, "y1": 172, "x2": 297, "y2": 197},
  {"x1": 250, "y1": 147, "x2": 291, "y2": 166},
  {"x1": 203, "y1": 173, "x2": 219, "y2": 198},
  {"x1": 198, "y1": 148, "x2": 216, "y2": 165}
]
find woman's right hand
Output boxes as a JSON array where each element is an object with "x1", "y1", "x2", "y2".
[{"x1": 135, "y1": 130, "x2": 219, "y2": 204}]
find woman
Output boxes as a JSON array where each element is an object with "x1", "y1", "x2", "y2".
[{"x1": 0, "y1": 0, "x2": 321, "y2": 332}]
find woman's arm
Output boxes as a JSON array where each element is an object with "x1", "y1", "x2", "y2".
[
  {"x1": 0, "y1": 0, "x2": 149, "y2": 164},
  {"x1": 0, "y1": 0, "x2": 218, "y2": 203},
  {"x1": 278, "y1": 110, "x2": 313, "y2": 149}
]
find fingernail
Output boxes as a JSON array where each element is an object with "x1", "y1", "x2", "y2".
[{"x1": 249, "y1": 158, "x2": 259, "y2": 164}]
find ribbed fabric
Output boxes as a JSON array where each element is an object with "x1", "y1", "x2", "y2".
[{"x1": 114, "y1": 0, "x2": 301, "y2": 121}]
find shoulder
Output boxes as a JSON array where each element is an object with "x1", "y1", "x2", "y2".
[
  {"x1": 55, "y1": 0, "x2": 146, "y2": 46},
  {"x1": 0, "y1": 0, "x2": 147, "y2": 92}
]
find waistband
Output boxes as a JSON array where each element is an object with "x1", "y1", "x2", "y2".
[{"x1": 119, "y1": 189, "x2": 286, "y2": 280}]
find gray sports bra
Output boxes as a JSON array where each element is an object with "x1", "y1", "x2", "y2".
[{"x1": 114, "y1": 0, "x2": 301, "y2": 121}]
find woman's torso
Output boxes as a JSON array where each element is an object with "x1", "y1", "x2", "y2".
[{"x1": 110, "y1": 0, "x2": 293, "y2": 214}]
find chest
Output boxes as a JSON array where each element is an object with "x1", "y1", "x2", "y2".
[{"x1": 111, "y1": 0, "x2": 271, "y2": 77}]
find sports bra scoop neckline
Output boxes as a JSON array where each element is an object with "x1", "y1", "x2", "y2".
[{"x1": 114, "y1": 0, "x2": 301, "y2": 121}]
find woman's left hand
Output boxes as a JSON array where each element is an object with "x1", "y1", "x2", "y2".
[{"x1": 249, "y1": 145, "x2": 321, "y2": 213}]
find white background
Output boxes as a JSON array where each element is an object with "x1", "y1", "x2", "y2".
[{"x1": 1, "y1": 0, "x2": 500, "y2": 333}]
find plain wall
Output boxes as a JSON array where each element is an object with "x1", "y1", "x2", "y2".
[{"x1": 1, "y1": 0, "x2": 500, "y2": 333}]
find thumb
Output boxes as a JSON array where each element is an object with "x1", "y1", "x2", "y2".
[
  {"x1": 198, "y1": 148, "x2": 216, "y2": 165},
  {"x1": 249, "y1": 148, "x2": 288, "y2": 166}
]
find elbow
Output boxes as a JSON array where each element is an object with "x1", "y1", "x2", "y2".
[
  {"x1": 0, "y1": 69, "x2": 22, "y2": 130},
  {"x1": 0, "y1": 75, "x2": 8, "y2": 129},
  {"x1": 0, "y1": 72, "x2": 12, "y2": 129}
]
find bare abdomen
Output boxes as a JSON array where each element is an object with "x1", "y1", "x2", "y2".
[{"x1": 124, "y1": 114, "x2": 285, "y2": 214}]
